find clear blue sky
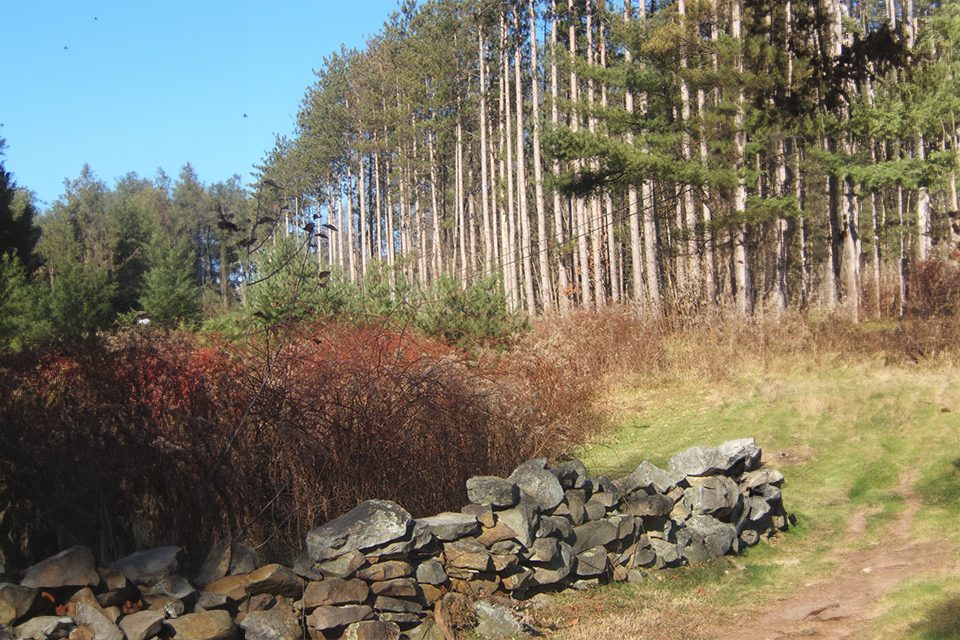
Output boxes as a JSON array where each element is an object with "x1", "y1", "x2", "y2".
[{"x1": 1, "y1": 0, "x2": 399, "y2": 208}]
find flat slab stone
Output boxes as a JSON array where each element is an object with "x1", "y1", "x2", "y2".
[
  {"x1": 303, "y1": 578, "x2": 369, "y2": 608},
  {"x1": 22, "y1": 546, "x2": 99, "y2": 589},
  {"x1": 306, "y1": 501, "x2": 412, "y2": 562},
  {"x1": 307, "y1": 605, "x2": 372, "y2": 631},
  {"x1": 415, "y1": 513, "x2": 479, "y2": 542},
  {"x1": 118, "y1": 610, "x2": 165, "y2": 640},
  {"x1": 472, "y1": 601, "x2": 523, "y2": 640},
  {"x1": 165, "y1": 610, "x2": 236, "y2": 640},
  {"x1": 343, "y1": 620, "x2": 401, "y2": 640},
  {"x1": 114, "y1": 547, "x2": 183, "y2": 585},
  {"x1": 245, "y1": 564, "x2": 303, "y2": 598},
  {"x1": 571, "y1": 520, "x2": 618, "y2": 555},
  {"x1": 668, "y1": 438, "x2": 761, "y2": 477}
]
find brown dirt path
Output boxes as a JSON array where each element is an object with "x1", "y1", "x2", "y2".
[{"x1": 712, "y1": 474, "x2": 958, "y2": 640}]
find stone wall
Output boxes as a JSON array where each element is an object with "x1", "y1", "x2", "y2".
[{"x1": 0, "y1": 438, "x2": 790, "y2": 640}]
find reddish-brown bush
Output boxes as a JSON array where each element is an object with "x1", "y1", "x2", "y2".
[{"x1": 0, "y1": 322, "x2": 597, "y2": 569}]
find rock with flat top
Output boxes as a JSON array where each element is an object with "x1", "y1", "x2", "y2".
[
  {"x1": 117, "y1": 611, "x2": 164, "y2": 640},
  {"x1": 307, "y1": 605, "x2": 372, "y2": 631},
  {"x1": 415, "y1": 514, "x2": 479, "y2": 542},
  {"x1": 668, "y1": 438, "x2": 761, "y2": 477},
  {"x1": 466, "y1": 477, "x2": 520, "y2": 509},
  {"x1": 114, "y1": 547, "x2": 183, "y2": 585},
  {"x1": 306, "y1": 501, "x2": 412, "y2": 562},
  {"x1": 165, "y1": 610, "x2": 236, "y2": 640},
  {"x1": 22, "y1": 546, "x2": 99, "y2": 589}
]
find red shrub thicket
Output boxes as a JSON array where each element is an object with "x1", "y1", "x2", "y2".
[{"x1": 0, "y1": 322, "x2": 598, "y2": 569}]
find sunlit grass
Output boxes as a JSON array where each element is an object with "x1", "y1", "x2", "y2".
[{"x1": 539, "y1": 354, "x2": 960, "y2": 640}]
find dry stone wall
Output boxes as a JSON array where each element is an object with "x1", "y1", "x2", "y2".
[{"x1": 0, "y1": 438, "x2": 790, "y2": 640}]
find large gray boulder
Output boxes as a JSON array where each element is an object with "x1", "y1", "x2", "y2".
[
  {"x1": 306, "y1": 500, "x2": 412, "y2": 562},
  {"x1": 21, "y1": 546, "x2": 99, "y2": 589},
  {"x1": 114, "y1": 547, "x2": 183, "y2": 585},
  {"x1": 0, "y1": 584, "x2": 36, "y2": 626},
  {"x1": 615, "y1": 461, "x2": 685, "y2": 495},
  {"x1": 465, "y1": 477, "x2": 520, "y2": 509},
  {"x1": 683, "y1": 476, "x2": 741, "y2": 517},
  {"x1": 508, "y1": 460, "x2": 565, "y2": 511},
  {"x1": 668, "y1": 438, "x2": 761, "y2": 477}
]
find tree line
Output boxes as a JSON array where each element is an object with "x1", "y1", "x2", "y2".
[
  {"x1": 2, "y1": 0, "x2": 959, "y2": 351},
  {"x1": 262, "y1": 0, "x2": 959, "y2": 320}
]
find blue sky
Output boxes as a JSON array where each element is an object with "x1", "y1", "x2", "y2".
[{"x1": 1, "y1": 0, "x2": 399, "y2": 208}]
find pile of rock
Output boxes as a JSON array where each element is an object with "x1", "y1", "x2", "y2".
[{"x1": 0, "y1": 438, "x2": 788, "y2": 640}]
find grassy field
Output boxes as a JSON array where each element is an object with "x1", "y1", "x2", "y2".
[{"x1": 532, "y1": 349, "x2": 960, "y2": 639}]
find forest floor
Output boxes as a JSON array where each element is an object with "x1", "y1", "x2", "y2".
[{"x1": 528, "y1": 351, "x2": 960, "y2": 640}]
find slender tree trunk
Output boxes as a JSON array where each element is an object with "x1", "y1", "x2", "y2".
[
  {"x1": 530, "y1": 0, "x2": 554, "y2": 312},
  {"x1": 478, "y1": 27, "x2": 494, "y2": 276},
  {"x1": 732, "y1": 0, "x2": 751, "y2": 315},
  {"x1": 514, "y1": 8, "x2": 536, "y2": 314},
  {"x1": 567, "y1": 0, "x2": 592, "y2": 309},
  {"x1": 551, "y1": 0, "x2": 571, "y2": 313},
  {"x1": 346, "y1": 164, "x2": 357, "y2": 283},
  {"x1": 916, "y1": 132, "x2": 933, "y2": 260},
  {"x1": 586, "y1": 2, "x2": 605, "y2": 307},
  {"x1": 502, "y1": 13, "x2": 520, "y2": 310}
]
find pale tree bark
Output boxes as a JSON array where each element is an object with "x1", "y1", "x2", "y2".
[
  {"x1": 478, "y1": 27, "x2": 494, "y2": 275},
  {"x1": 502, "y1": 13, "x2": 520, "y2": 310},
  {"x1": 916, "y1": 132, "x2": 933, "y2": 260},
  {"x1": 732, "y1": 0, "x2": 751, "y2": 315},
  {"x1": 346, "y1": 164, "x2": 357, "y2": 283},
  {"x1": 514, "y1": 8, "x2": 537, "y2": 314},
  {"x1": 569, "y1": 0, "x2": 592, "y2": 308},
  {"x1": 597, "y1": 4, "x2": 620, "y2": 303},
  {"x1": 586, "y1": 1, "x2": 605, "y2": 307},
  {"x1": 551, "y1": 0, "x2": 571, "y2": 313},
  {"x1": 624, "y1": 0, "x2": 644, "y2": 307},
  {"x1": 677, "y1": 0, "x2": 698, "y2": 298},
  {"x1": 530, "y1": 0, "x2": 554, "y2": 311},
  {"x1": 428, "y1": 123, "x2": 442, "y2": 280},
  {"x1": 456, "y1": 114, "x2": 468, "y2": 286}
]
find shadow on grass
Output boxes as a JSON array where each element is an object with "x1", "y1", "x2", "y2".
[{"x1": 912, "y1": 593, "x2": 960, "y2": 639}]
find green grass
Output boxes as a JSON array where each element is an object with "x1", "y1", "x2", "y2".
[{"x1": 545, "y1": 355, "x2": 960, "y2": 640}]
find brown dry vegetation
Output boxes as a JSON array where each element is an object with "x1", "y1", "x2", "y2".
[{"x1": 3, "y1": 277, "x2": 960, "y2": 581}]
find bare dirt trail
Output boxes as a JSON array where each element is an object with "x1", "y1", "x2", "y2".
[{"x1": 712, "y1": 474, "x2": 958, "y2": 640}]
